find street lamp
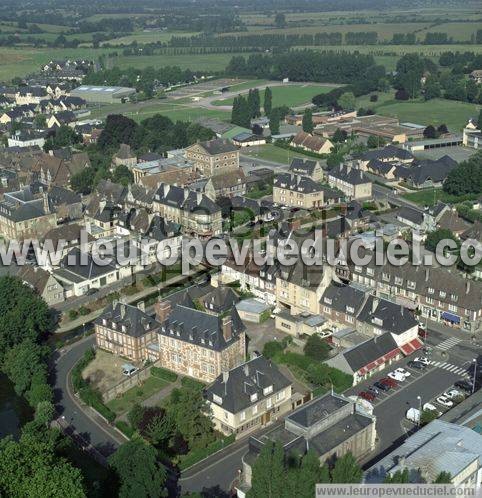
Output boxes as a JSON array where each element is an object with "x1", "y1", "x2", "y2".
[
  {"x1": 416, "y1": 395, "x2": 422, "y2": 427},
  {"x1": 472, "y1": 359, "x2": 477, "y2": 394}
]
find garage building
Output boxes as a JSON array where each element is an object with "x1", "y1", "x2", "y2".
[{"x1": 71, "y1": 85, "x2": 136, "y2": 103}]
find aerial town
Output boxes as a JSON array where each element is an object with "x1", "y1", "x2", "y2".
[{"x1": 0, "y1": 0, "x2": 481, "y2": 497}]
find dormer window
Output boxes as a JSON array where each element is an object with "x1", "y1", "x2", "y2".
[
  {"x1": 112, "y1": 322, "x2": 117, "y2": 330},
  {"x1": 250, "y1": 393, "x2": 258, "y2": 403},
  {"x1": 213, "y1": 394, "x2": 222, "y2": 405},
  {"x1": 372, "y1": 317, "x2": 383, "y2": 326},
  {"x1": 428, "y1": 288, "x2": 434, "y2": 294},
  {"x1": 263, "y1": 385, "x2": 273, "y2": 396},
  {"x1": 102, "y1": 319, "x2": 107, "y2": 326},
  {"x1": 439, "y1": 291, "x2": 446, "y2": 298}
]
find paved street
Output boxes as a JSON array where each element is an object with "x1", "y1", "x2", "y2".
[{"x1": 52, "y1": 335, "x2": 125, "y2": 457}]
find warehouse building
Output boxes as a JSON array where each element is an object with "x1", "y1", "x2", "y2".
[{"x1": 71, "y1": 85, "x2": 136, "y2": 103}]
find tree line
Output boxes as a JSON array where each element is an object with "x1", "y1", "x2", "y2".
[{"x1": 226, "y1": 50, "x2": 384, "y2": 84}]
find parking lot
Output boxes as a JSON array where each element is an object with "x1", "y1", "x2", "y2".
[{"x1": 347, "y1": 348, "x2": 477, "y2": 459}]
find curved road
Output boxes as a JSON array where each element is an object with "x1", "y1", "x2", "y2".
[{"x1": 53, "y1": 335, "x2": 124, "y2": 457}]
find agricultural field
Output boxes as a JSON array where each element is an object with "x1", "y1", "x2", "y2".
[{"x1": 212, "y1": 84, "x2": 338, "y2": 109}]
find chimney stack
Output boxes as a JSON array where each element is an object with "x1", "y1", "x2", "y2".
[
  {"x1": 163, "y1": 184, "x2": 170, "y2": 197},
  {"x1": 466, "y1": 280, "x2": 471, "y2": 294},
  {"x1": 155, "y1": 299, "x2": 171, "y2": 323},
  {"x1": 371, "y1": 297, "x2": 379, "y2": 314},
  {"x1": 120, "y1": 303, "x2": 126, "y2": 319},
  {"x1": 222, "y1": 315, "x2": 232, "y2": 342},
  {"x1": 197, "y1": 191, "x2": 202, "y2": 204},
  {"x1": 137, "y1": 301, "x2": 145, "y2": 312}
]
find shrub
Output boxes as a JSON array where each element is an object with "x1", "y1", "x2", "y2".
[
  {"x1": 115, "y1": 420, "x2": 134, "y2": 438},
  {"x1": 262, "y1": 340, "x2": 284, "y2": 359},
  {"x1": 177, "y1": 434, "x2": 235, "y2": 470},
  {"x1": 180, "y1": 377, "x2": 205, "y2": 391},
  {"x1": 78, "y1": 306, "x2": 90, "y2": 316},
  {"x1": 69, "y1": 309, "x2": 79, "y2": 320},
  {"x1": 151, "y1": 366, "x2": 178, "y2": 383},
  {"x1": 303, "y1": 335, "x2": 331, "y2": 361}
]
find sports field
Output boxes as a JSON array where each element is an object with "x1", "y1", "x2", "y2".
[
  {"x1": 212, "y1": 84, "x2": 338, "y2": 109},
  {"x1": 356, "y1": 92, "x2": 479, "y2": 132}
]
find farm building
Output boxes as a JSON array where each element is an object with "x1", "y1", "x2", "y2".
[{"x1": 71, "y1": 85, "x2": 136, "y2": 103}]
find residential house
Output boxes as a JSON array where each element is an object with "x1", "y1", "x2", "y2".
[
  {"x1": 154, "y1": 299, "x2": 246, "y2": 383},
  {"x1": 206, "y1": 169, "x2": 247, "y2": 199},
  {"x1": 15, "y1": 86, "x2": 49, "y2": 105},
  {"x1": 53, "y1": 247, "x2": 131, "y2": 297},
  {"x1": 112, "y1": 144, "x2": 137, "y2": 169},
  {"x1": 288, "y1": 158, "x2": 323, "y2": 181},
  {"x1": 327, "y1": 163, "x2": 372, "y2": 200},
  {"x1": 185, "y1": 138, "x2": 240, "y2": 177},
  {"x1": 37, "y1": 151, "x2": 90, "y2": 187},
  {"x1": 206, "y1": 356, "x2": 292, "y2": 438},
  {"x1": 47, "y1": 111, "x2": 77, "y2": 129},
  {"x1": 348, "y1": 257, "x2": 482, "y2": 332},
  {"x1": 0, "y1": 186, "x2": 57, "y2": 240},
  {"x1": 290, "y1": 131, "x2": 333, "y2": 155},
  {"x1": 153, "y1": 183, "x2": 222, "y2": 239},
  {"x1": 95, "y1": 301, "x2": 159, "y2": 362},
  {"x1": 395, "y1": 155, "x2": 458, "y2": 189},
  {"x1": 17, "y1": 266, "x2": 65, "y2": 305},
  {"x1": 7, "y1": 130, "x2": 47, "y2": 149},
  {"x1": 273, "y1": 173, "x2": 342, "y2": 209}
]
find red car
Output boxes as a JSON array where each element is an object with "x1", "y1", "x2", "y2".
[
  {"x1": 358, "y1": 391, "x2": 376, "y2": 402},
  {"x1": 381, "y1": 377, "x2": 397, "y2": 388}
]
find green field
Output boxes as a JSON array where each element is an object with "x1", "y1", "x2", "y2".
[
  {"x1": 241, "y1": 144, "x2": 320, "y2": 164},
  {"x1": 213, "y1": 84, "x2": 338, "y2": 108},
  {"x1": 356, "y1": 92, "x2": 479, "y2": 132}
]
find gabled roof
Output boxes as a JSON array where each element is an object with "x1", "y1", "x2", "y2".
[
  {"x1": 288, "y1": 158, "x2": 319, "y2": 176},
  {"x1": 154, "y1": 184, "x2": 220, "y2": 215},
  {"x1": 206, "y1": 356, "x2": 291, "y2": 414},
  {"x1": 357, "y1": 295, "x2": 418, "y2": 335},
  {"x1": 194, "y1": 138, "x2": 238, "y2": 155},
  {"x1": 343, "y1": 332, "x2": 399, "y2": 372},
  {"x1": 274, "y1": 173, "x2": 323, "y2": 194},
  {"x1": 320, "y1": 281, "x2": 368, "y2": 315},
  {"x1": 329, "y1": 163, "x2": 370, "y2": 185},
  {"x1": 362, "y1": 145, "x2": 414, "y2": 162}
]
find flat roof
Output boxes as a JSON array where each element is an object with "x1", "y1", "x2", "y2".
[{"x1": 73, "y1": 85, "x2": 135, "y2": 93}]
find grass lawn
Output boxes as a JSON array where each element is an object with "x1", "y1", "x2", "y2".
[
  {"x1": 356, "y1": 92, "x2": 479, "y2": 132},
  {"x1": 401, "y1": 188, "x2": 480, "y2": 207},
  {"x1": 212, "y1": 84, "x2": 338, "y2": 108},
  {"x1": 106, "y1": 376, "x2": 169, "y2": 414},
  {"x1": 241, "y1": 143, "x2": 318, "y2": 164}
]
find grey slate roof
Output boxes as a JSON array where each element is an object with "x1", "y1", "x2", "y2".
[
  {"x1": 159, "y1": 303, "x2": 245, "y2": 352},
  {"x1": 288, "y1": 158, "x2": 318, "y2": 176},
  {"x1": 395, "y1": 155, "x2": 458, "y2": 185},
  {"x1": 343, "y1": 333, "x2": 399, "y2": 372},
  {"x1": 96, "y1": 302, "x2": 160, "y2": 338},
  {"x1": 288, "y1": 392, "x2": 348, "y2": 428},
  {"x1": 205, "y1": 356, "x2": 291, "y2": 414},
  {"x1": 154, "y1": 183, "x2": 220, "y2": 215},
  {"x1": 357, "y1": 295, "x2": 418, "y2": 335},
  {"x1": 362, "y1": 145, "x2": 414, "y2": 162},
  {"x1": 320, "y1": 282, "x2": 368, "y2": 315},
  {"x1": 396, "y1": 206, "x2": 424, "y2": 226},
  {"x1": 59, "y1": 247, "x2": 117, "y2": 280},
  {"x1": 274, "y1": 173, "x2": 324, "y2": 194},
  {"x1": 329, "y1": 163, "x2": 370, "y2": 185},
  {"x1": 198, "y1": 138, "x2": 238, "y2": 155}
]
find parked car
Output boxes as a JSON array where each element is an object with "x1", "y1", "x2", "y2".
[
  {"x1": 395, "y1": 367, "x2": 411, "y2": 378},
  {"x1": 406, "y1": 407, "x2": 420, "y2": 423},
  {"x1": 368, "y1": 386, "x2": 380, "y2": 395},
  {"x1": 359, "y1": 391, "x2": 376, "y2": 402},
  {"x1": 374, "y1": 381, "x2": 390, "y2": 391},
  {"x1": 436, "y1": 395, "x2": 454, "y2": 408},
  {"x1": 414, "y1": 356, "x2": 431, "y2": 366},
  {"x1": 444, "y1": 389, "x2": 464, "y2": 400},
  {"x1": 423, "y1": 402, "x2": 441, "y2": 416},
  {"x1": 407, "y1": 360, "x2": 426, "y2": 370},
  {"x1": 388, "y1": 371, "x2": 406, "y2": 382},
  {"x1": 381, "y1": 377, "x2": 397, "y2": 388},
  {"x1": 454, "y1": 380, "x2": 473, "y2": 393}
]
